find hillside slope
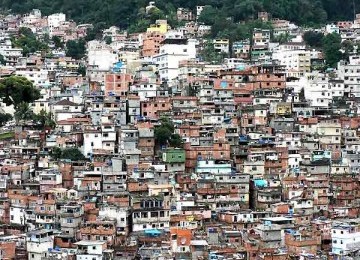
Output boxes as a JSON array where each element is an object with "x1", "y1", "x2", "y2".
[{"x1": 0, "y1": 0, "x2": 357, "y2": 30}]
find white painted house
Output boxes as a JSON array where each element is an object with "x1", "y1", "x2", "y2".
[
  {"x1": 153, "y1": 38, "x2": 197, "y2": 81},
  {"x1": 87, "y1": 40, "x2": 118, "y2": 71}
]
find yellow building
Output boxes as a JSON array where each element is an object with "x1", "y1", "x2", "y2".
[
  {"x1": 276, "y1": 102, "x2": 292, "y2": 116},
  {"x1": 147, "y1": 19, "x2": 168, "y2": 34}
]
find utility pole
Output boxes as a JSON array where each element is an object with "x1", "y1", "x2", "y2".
[{"x1": 354, "y1": 0, "x2": 356, "y2": 21}]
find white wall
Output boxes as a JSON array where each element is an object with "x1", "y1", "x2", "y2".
[
  {"x1": 83, "y1": 132, "x2": 103, "y2": 157},
  {"x1": 153, "y1": 39, "x2": 197, "y2": 80},
  {"x1": 10, "y1": 207, "x2": 25, "y2": 225},
  {"x1": 88, "y1": 41, "x2": 118, "y2": 71}
]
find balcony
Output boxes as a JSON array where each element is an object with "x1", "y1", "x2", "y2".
[
  {"x1": 176, "y1": 177, "x2": 194, "y2": 184},
  {"x1": 11, "y1": 173, "x2": 22, "y2": 179},
  {"x1": 35, "y1": 218, "x2": 55, "y2": 224},
  {"x1": 61, "y1": 221, "x2": 80, "y2": 228},
  {"x1": 335, "y1": 194, "x2": 355, "y2": 200},
  {"x1": 196, "y1": 196, "x2": 247, "y2": 203},
  {"x1": 59, "y1": 211, "x2": 82, "y2": 218},
  {"x1": 197, "y1": 188, "x2": 230, "y2": 195},
  {"x1": 132, "y1": 216, "x2": 170, "y2": 224},
  {"x1": 39, "y1": 179, "x2": 58, "y2": 185},
  {"x1": 170, "y1": 214, "x2": 203, "y2": 222},
  {"x1": 314, "y1": 198, "x2": 329, "y2": 205},
  {"x1": 257, "y1": 195, "x2": 281, "y2": 203},
  {"x1": 80, "y1": 226, "x2": 116, "y2": 236},
  {"x1": 218, "y1": 177, "x2": 250, "y2": 184},
  {"x1": 285, "y1": 236, "x2": 320, "y2": 247},
  {"x1": 317, "y1": 191, "x2": 333, "y2": 197},
  {"x1": 102, "y1": 135, "x2": 116, "y2": 142},
  {"x1": 35, "y1": 209, "x2": 56, "y2": 216}
]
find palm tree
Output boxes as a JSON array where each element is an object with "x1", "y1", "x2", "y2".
[
  {"x1": 276, "y1": 32, "x2": 292, "y2": 44},
  {"x1": 34, "y1": 109, "x2": 56, "y2": 129},
  {"x1": 14, "y1": 102, "x2": 34, "y2": 125}
]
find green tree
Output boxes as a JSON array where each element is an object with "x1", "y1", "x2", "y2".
[
  {"x1": 127, "y1": 19, "x2": 151, "y2": 33},
  {"x1": 154, "y1": 117, "x2": 183, "y2": 148},
  {"x1": 104, "y1": 36, "x2": 112, "y2": 45},
  {"x1": 14, "y1": 102, "x2": 34, "y2": 124},
  {"x1": 52, "y1": 36, "x2": 64, "y2": 49},
  {"x1": 51, "y1": 147, "x2": 62, "y2": 160},
  {"x1": 303, "y1": 31, "x2": 324, "y2": 48},
  {"x1": 84, "y1": 23, "x2": 106, "y2": 42},
  {"x1": 0, "y1": 76, "x2": 40, "y2": 108},
  {"x1": 43, "y1": 33, "x2": 50, "y2": 43},
  {"x1": 60, "y1": 147, "x2": 86, "y2": 161},
  {"x1": 169, "y1": 134, "x2": 183, "y2": 148},
  {"x1": 274, "y1": 32, "x2": 292, "y2": 44},
  {"x1": 0, "y1": 113, "x2": 12, "y2": 126},
  {"x1": 147, "y1": 7, "x2": 166, "y2": 23},
  {"x1": 33, "y1": 109, "x2": 56, "y2": 129},
  {"x1": 0, "y1": 54, "x2": 6, "y2": 65},
  {"x1": 231, "y1": 0, "x2": 263, "y2": 21},
  {"x1": 299, "y1": 88, "x2": 306, "y2": 102},
  {"x1": 50, "y1": 147, "x2": 86, "y2": 161},
  {"x1": 198, "y1": 5, "x2": 218, "y2": 25},
  {"x1": 77, "y1": 64, "x2": 86, "y2": 76},
  {"x1": 66, "y1": 39, "x2": 86, "y2": 60},
  {"x1": 322, "y1": 33, "x2": 342, "y2": 68},
  {"x1": 12, "y1": 27, "x2": 49, "y2": 56},
  {"x1": 0, "y1": 0, "x2": 357, "y2": 32},
  {"x1": 200, "y1": 41, "x2": 226, "y2": 64},
  {"x1": 341, "y1": 40, "x2": 354, "y2": 61}
]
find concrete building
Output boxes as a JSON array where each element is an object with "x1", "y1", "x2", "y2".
[{"x1": 153, "y1": 38, "x2": 197, "y2": 80}]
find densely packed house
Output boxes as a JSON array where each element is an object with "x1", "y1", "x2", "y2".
[{"x1": 0, "y1": 7, "x2": 359, "y2": 260}]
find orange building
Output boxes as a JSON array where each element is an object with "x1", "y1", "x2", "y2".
[
  {"x1": 141, "y1": 97, "x2": 172, "y2": 119},
  {"x1": 285, "y1": 232, "x2": 321, "y2": 256},
  {"x1": 0, "y1": 241, "x2": 16, "y2": 259},
  {"x1": 184, "y1": 142, "x2": 231, "y2": 171},
  {"x1": 141, "y1": 32, "x2": 165, "y2": 58},
  {"x1": 104, "y1": 73, "x2": 133, "y2": 96}
]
